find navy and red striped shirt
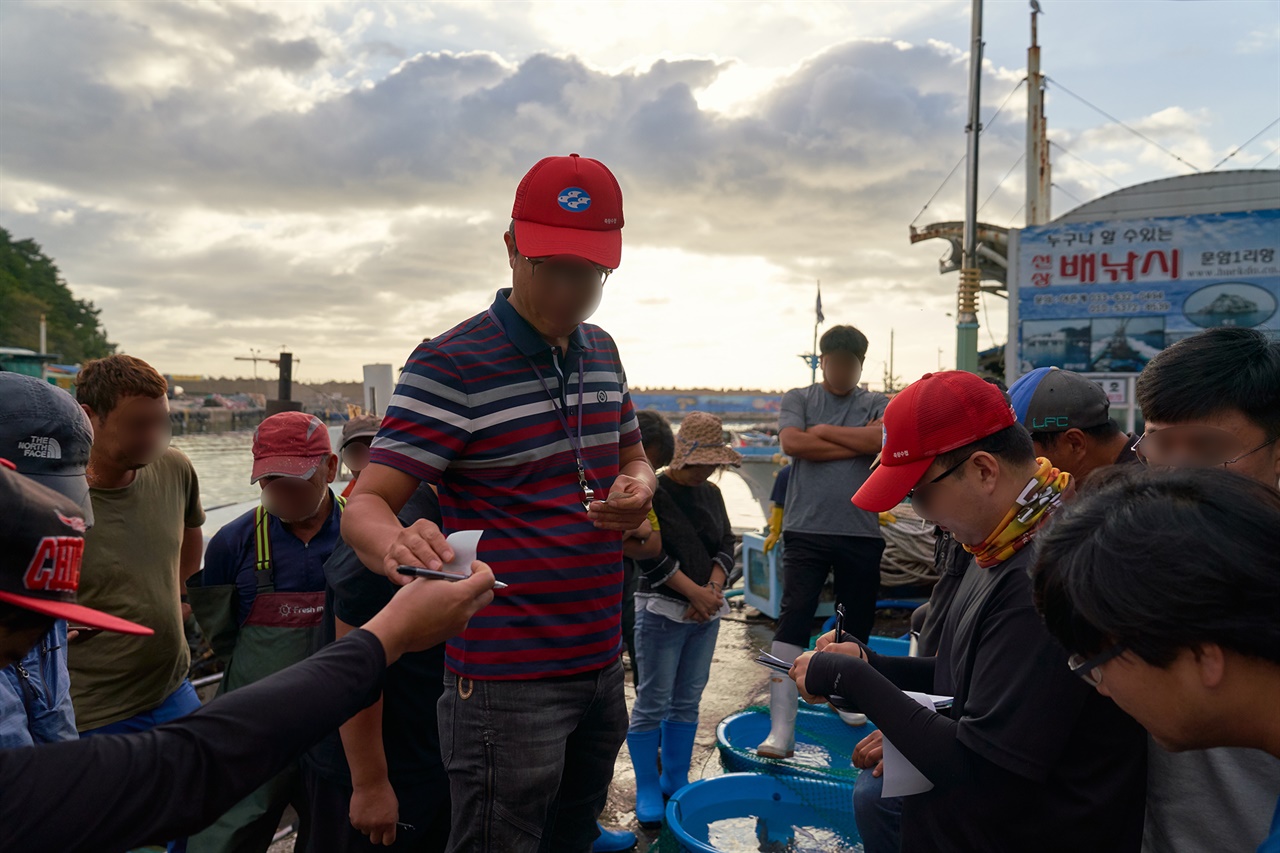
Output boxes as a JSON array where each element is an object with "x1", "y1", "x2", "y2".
[{"x1": 369, "y1": 288, "x2": 641, "y2": 680}]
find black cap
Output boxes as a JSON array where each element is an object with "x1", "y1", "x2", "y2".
[
  {"x1": 1008, "y1": 367, "x2": 1111, "y2": 435},
  {"x1": 0, "y1": 463, "x2": 152, "y2": 634},
  {"x1": 0, "y1": 372, "x2": 94, "y2": 526}
]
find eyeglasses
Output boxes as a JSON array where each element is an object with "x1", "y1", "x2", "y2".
[
  {"x1": 521, "y1": 253, "x2": 612, "y2": 287},
  {"x1": 1131, "y1": 429, "x2": 1279, "y2": 470},
  {"x1": 1068, "y1": 643, "x2": 1126, "y2": 686},
  {"x1": 908, "y1": 453, "x2": 974, "y2": 503}
]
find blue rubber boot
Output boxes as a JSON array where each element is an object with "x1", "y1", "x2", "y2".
[
  {"x1": 592, "y1": 824, "x2": 637, "y2": 852},
  {"x1": 659, "y1": 719, "x2": 699, "y2": 798},
  {"x1": 626, "y1": 728, "x2": 665, "y2": 828}
]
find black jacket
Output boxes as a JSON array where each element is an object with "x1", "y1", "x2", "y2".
[
  {"x1": 636, "y1": 474, "x2": 734, "y2": 603},
  {"x1": 0, "y1": 630, "x2": 387, "y2": 853}
]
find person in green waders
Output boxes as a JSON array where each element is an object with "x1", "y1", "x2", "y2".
[{"x1": 188, "y1": 411, "x2": 345, "y2": 852}]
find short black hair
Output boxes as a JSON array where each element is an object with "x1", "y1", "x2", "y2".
[
  {"x1": 1036, "y1": 419, "x2": 1124, "y2": 447},
  {"x1": 1031, "y1": 466, "x2": 1280, "y2": 667},
  {"x1": 1136, "y1": 328, "x2": 1280, "y2": 439},
  {"x1": 636, "y1": 410, "x2": 674, "y2": 468},
  {"x1": 935, "y1": 422, "x2": 1036, "y2": 473},
  {"x1": 819, "y1": 325, "x2": 869, "y2": 360}
]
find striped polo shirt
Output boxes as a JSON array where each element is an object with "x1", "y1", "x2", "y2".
[{"x1": 370, "y1": 288, "x2": 641, "y2": 680}]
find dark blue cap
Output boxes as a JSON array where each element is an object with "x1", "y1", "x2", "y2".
[{"x1": 0, "y1": 373, "x2": 94, "y2": 526}]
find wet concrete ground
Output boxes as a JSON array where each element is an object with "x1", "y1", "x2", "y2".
[
  {"x1": 599, "y1": 603, "x2": 777, "y2": 848},
  {"x1": 267, "y1": 600, "x2": 914, "y2": 851}
]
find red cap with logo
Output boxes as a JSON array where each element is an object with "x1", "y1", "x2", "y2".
[
  {"x1": 853, "y1": 371, "x2": 1017, "y2": 513},
  {"x1": 250, "y1": 411, "x2": 332, "y2": 484},
  {"x1": 0, "y1": 461, "x2": 153, "y2": 635},
  {"x1": 511, "y1": 153, "x2": 625, "y2": 269}
]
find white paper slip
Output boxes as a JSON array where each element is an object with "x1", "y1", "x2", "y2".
[
  {"x1": 442, "y1": 529, "x2": 484, "y2": 576},
  {"x1": 880, "y1": 690, "x2": 947, "y2": 798},
  {"x1": 755, "y1": 651, "x2": 794, "y2": 674}
]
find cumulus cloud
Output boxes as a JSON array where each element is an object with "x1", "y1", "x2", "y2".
[{"x1": 0, "y1": 0, "x2": 1271, "y2": 388}]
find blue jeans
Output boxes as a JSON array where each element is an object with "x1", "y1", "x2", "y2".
[
  {"x1": 80, "y1": 679, "x2": 202, "y2": 736},
  {"x1": 82, "y1": 680, "x2": 202, "y2": 853},
  {"x1": 438, "y1": 659, "x2": 627, "y2": 853},
  {"x1": 629, "y1": 606, "x2": 720, "y2": 732},
  {"x1": 853, "y1": 766, "x2": 904, "y2": 853}
]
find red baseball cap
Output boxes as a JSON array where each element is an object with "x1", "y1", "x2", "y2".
[
  {"x1": 250, "y1": 411, "x2": 332, "y2": 484},
  {"x1": 511, "y1": 153, "x2": 625, "y2": 269},
  {"x1": 853, "y1": 371, "x2": 1017, "y2": 512},
  {"x1": 0, "y1": 462, "x2": 153, "y2": 635}
]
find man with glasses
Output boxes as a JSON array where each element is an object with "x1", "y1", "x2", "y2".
[
  {"x1": 1031, "y1": 466, "x2": 1280, "y2": 853},
  {"x1": 1129, "y1": 326, "x2": 1280, "y2": 853},
  {"x1": 789, "y1": 371, "x2": 1147, "y2": 852},
  {"x1": 343, "y1": 154, "x2": 655, "y2": 853}
]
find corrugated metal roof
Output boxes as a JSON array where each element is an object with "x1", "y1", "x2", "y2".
[{"x1": 1053, "y1": 170, "x2": 1280, "y2": 223}]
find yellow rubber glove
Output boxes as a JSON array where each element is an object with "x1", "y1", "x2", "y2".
[
  {"x1": 878, "y1": 511, "x2": 898, "y2": 526},
  {"x1": 763, "y1": 505, "x2": 784, "y2": 553}
]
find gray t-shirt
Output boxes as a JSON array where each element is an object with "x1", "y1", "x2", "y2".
[
  {"x1": 1142, "y1": 743, "x2": 1280, "y2": 853},
  {"x1": 778, "y1": 384, "x2": 888, "y2": 538}
]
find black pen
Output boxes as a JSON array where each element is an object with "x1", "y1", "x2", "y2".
[
  {"x1": 834, "y1": 602, "x2": 846, "y2": 644},
  {"x1": 396, "y1": 566, "x2": 509, "y2": 590}
]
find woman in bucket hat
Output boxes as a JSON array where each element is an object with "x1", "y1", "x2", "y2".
[{"x1": 626, "y1": 412, "x2": 742, "y2": 827}]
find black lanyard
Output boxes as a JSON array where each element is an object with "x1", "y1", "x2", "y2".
[{"x1": 488, "y1": 307, "x2": 596, "y2": 510}]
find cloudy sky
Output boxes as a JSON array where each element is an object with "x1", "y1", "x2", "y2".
[{"x1": 2, "y1": 0, "x2": 1277, "y2": 391}]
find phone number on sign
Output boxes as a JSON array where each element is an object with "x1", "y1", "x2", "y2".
[{"x1": 1033, "y1": 291, "x2": 1171, "y2": 314}]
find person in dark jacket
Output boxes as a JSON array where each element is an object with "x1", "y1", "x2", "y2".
[
  {"x1": 626, "y1": 412, "x2": 742, "y2": 827},
  {"x1": 0, "y1": 462, "x2": 495, "y2": 853}
]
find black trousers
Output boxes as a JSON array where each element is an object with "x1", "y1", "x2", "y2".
[
  {"x1": 301, "y1": 767, "x2": 451, "y2": 853},
  {"x1": 773, "y1": 531, "x2": 886, "y2": 647}
]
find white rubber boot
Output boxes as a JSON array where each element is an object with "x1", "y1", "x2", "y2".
[{"x1": 756, "y1": 641, "x2": 803, "y2": 759}]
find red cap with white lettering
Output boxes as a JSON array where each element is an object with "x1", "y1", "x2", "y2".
[
  {"x1": 0, "y1": 461, "x2": 153, "y2": 635},
  {"x1": 852, "y1": 371, "x2": 1017, "y2": 513}
]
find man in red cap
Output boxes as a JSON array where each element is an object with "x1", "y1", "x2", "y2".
[
  {"x1": 344, "y1": 154, "x2": 654, "y2": 853},
  {"x1": 187, "y1": 410, "x2": 343, "y2": 852},
  {"x1": 789, "y1": 371, "x2": 1147, "y2": 852}
]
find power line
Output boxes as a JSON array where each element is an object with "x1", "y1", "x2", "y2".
[
  {"x1": 1006, "y1": 203, "x2": 1027, "y2": 227},
  {"x1": 978, "y1": 152, "x2": 1026, "y2": 215},
  {"x1": 1210, "y1": 116, "x2": 1280, "y2": 170},
  {"x1": 1049, "y1": 140, "x2": 1125, "y2": 188},
  {"x1": 1046, "y1": 77, "x2": 1204, "y2": 173},
  {"x1": 1052, "y1": 181, "x2": 1085, "y2": 207},
  {"x1": 1257, "y1": 144, "x2": 1280, "y2": 168},
  {"x1": 910, "y1": 78, "x2": 1027, "y2": 225}
]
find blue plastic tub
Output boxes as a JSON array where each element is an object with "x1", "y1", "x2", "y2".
[
  {"x1": 717, "y1": 704, "x2": 874, "y2": 780},
  {"x1": 665, "y1": 773, "x2": 863, "y2": 853}
]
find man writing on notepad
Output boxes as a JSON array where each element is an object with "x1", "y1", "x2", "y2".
[
  {"x1": 789, "y1": 371, "x2": 1146, "y2": 852},
  {"x1": 343, "y1": 154, "x2": 654, "y2": 853}
]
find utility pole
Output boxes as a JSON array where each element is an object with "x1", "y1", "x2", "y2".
[
  {"x1": 957, "y1": 0, "x2": 984, "y2": 374},
  {"x1": 1026, "y1": 1, "x2": 1051, "y2": 226}
]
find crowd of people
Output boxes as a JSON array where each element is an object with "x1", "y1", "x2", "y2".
[{"x1": 0, "y1": 153, "x2": 1277, "y2": 853}]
